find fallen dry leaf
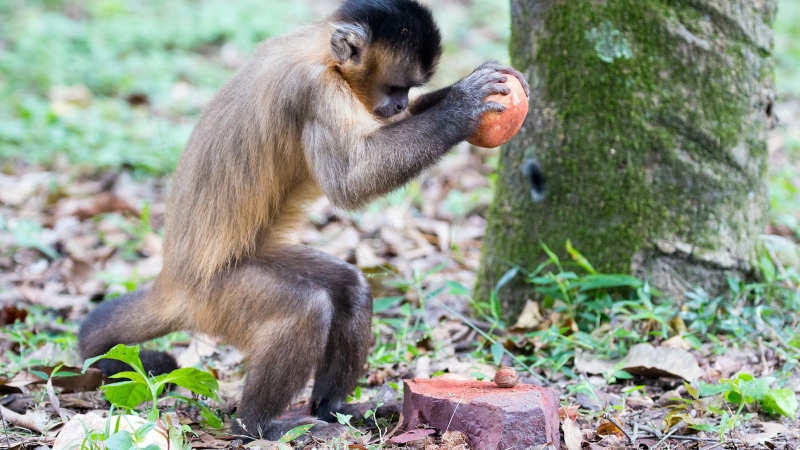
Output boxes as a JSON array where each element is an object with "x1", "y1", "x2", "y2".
[
  {"x1": 510, "y1": 300, "x2": 544, "y2": 331},
  {"x1": 0, "y1": 405, "x2": 49, "y2": 434},
  {"x1": 0, "y1": 304, "x2": 28, "y2": 326},
  {"x1": 9, "y1": 366, "x2": 102, "y2": 393},
  {"x1": 387, "y1": 428, "x2": 436, "y2": 445},
  {"x1": 55, "y1": 192, "x2": 139, "y2": 221},
  {"x1": 660, "y1": 335, "x2": 692, "y2": 350},
  {"x1": 596, "y1": 419, "x2": 624, "y2": 437},
  {"x1": 744, "y1": 421, "x2": 799, "y2": 445},
  {"x1": 562, "y1": 417, "x2": 582, "y2": 450},
  {"x1": 620, "y1": 343, "x2": 703, "y2": 381},
  {"x1": 573, "y1": 351, "x2": 616, "y2": 375}
]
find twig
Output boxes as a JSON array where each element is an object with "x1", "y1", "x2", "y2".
[
  {"x1": 639, "y1": 423, "x2": 730, "y2": 445},
  {"x1": 382, "y1": 412, "x2": 404, "y2": 442},
  {"x1": 0, "y1": 406, "x2": 11, "y2": 448},
  {"x1": 638, "y1": 424, "x2": 663, "y2": 438},
  {"x1": 758, "y1": 337, "x2": 770, "y2": 377},
  {"x1": 46, "y1": 377, "x2": 69, "y2": 424},
  {"x1": 653, "y1": 422, "x2": 684, "y2": 449},
  {"x1": 444, "y1": 393, "x2": 465, "y2": 434},
  {"x1": 602, "y1": 413, "x2": 634, "y2": 444}
]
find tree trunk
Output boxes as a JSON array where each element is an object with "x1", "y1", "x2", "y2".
[{"x1": 476, "y1": 0, "x2": 777, "y2": 320}]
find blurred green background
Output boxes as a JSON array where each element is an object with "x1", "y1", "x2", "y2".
[
  {"x1": 0, "y1": 0, "x2": 511, "y2": 174},
  {"x1": 0, "y1": 0, "x2": 798, "y2": 233}
]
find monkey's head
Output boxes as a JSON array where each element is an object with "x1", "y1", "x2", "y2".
[{"x1": 330, "y1": 0, "x2": 442, "y2": 119}]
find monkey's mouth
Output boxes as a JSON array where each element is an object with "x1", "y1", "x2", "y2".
[{"x1": 377, "y1": 108, "x2": 411, "y2": 123}]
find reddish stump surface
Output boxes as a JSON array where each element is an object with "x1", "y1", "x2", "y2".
[{"x1": 403, "y1": 379, "x2": 560, "y2": 450}]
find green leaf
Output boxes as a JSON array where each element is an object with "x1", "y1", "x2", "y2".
[
  {"x1": 740, "y1": 377, "x2": 772, "y2": 402},
  {"x1": 335, "y1": 413, "x2": 352, "y2": 426},
  {"x1": 146, "y1": 408, "x2": 159, "y2": 422},
  {"x1": 134, "y1": 421, "x2": 156, "y2": 441},
  {"x1": 612, "y1": 370, "x2": 633, "y2": 380},
  {"x1": 373, "y1": 296, "x2": 404, "y2": 314},
  {"x1": 761, "y1": 388, "x2": 798, "y2": 418},
  {"x1": 108, "y1": 371, "x2": 149, "y2": 385},
  {"x1": 574, "y1": 274, "x2": 643, "y2": 291},
  {"x1": 725, "y1": 391, "x2": 743, "y2": 405},
  {"x1": 734, "y1": 372, "x2": 754, "y2": 382},
  {"x1": 684, "y1": 381, "x2": 699, "y2": 400},
  {"x1": 157, "y1": 367, "x2": 219, "y2": 401},
  {"x1": 104, "y1": 430, "x2": 135, "y2": 450},
  {"x1": 279, "y1": 423, "x2": 315, "y2": 443},
  {"x1": 101, "y1": 381, "x2": 150, "y2": 410},
  {"x1": 565, "y1": 240, "x2": 595, "y2": 274},
  {"x1": 199, "y1": 404, "x2": 223, "y2": 429},
  {"x1": 494, "y1": 267, "x2": 519, "y2": 292},
  {"x1": 490, "y1": 342, "x2": 505, "y2": 366},
  {"x1": 445, "y1": 281, "x2": 471, "y2": 296},
  {"x1": 83, "y1": 344, "x2": 145, "y2": 374},
  {"x1": 170, "y1": 394, "x2": 223, "y2": 429}
]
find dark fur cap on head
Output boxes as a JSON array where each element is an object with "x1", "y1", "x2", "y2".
[{"x1": 334, "y1": 0, "x2": 442, "y2": 73}]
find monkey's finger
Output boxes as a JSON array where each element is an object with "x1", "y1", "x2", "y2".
[
  {"x1": 481, "y1": 82, "x2": 511, "y2": 98},
  {"x1": 477, "y1": 61, "x2": 505, "y2": 71},
  {"x1": 485, "y1": 72, "x2": 509, "y2": 84},
  {"x1": 480, "y1": 63, "x2": 531, "y2": 98},
  {"x1": 480, "y1": 101, "x2": 507, "y2": 114},
  {"x1": 499, "y1": 68, "x2": 531, "y2": 98}
]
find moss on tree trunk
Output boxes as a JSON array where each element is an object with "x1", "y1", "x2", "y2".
[{"x1": 476, "y1": 0, "x2": 777, "y2": 320}]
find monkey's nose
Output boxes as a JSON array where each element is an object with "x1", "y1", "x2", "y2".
[{"x1": 396, "y1": 98, "x2": 408, "y2": 112}]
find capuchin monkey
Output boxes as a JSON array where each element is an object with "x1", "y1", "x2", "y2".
[{"x1": 78, "y1": 0, "x2": 529, "y2": 439}]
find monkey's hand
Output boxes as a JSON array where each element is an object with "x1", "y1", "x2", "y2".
[
  {"x1": 476, "y1": 61, "x2": 531, "y2": 98},
  {"x1": 444, "y1": 63, "x2": 527, "y2": 137}
]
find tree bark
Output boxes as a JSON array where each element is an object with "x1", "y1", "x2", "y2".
[{"x1": 476, "y1": 0, "x2": 777, "y2": 320}]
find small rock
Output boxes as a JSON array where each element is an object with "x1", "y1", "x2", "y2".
[
  {"x1": 657, "y1": 390, "x2": 684, "y2": 407},
  {"x1": 403, "y1": 379, "x2": 560, "y2": 449}
]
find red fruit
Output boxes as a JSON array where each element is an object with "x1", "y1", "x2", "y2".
[{"x1": 467, "y1": 74, "x2": 529, "y2": 148}]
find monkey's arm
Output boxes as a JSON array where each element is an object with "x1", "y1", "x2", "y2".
[
  {"x1": 307, "y1": 67, "x2": 509, "y2": 209},
  {"x1": 408, "y1": 86, "x2": 452, "y2": 115}
]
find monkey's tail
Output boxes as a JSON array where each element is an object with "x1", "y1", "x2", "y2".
[{"x1": 79, "y1": 288, "x2": 178, "y2": 376}]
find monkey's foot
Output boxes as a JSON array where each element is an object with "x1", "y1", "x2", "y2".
[
  {"x1": 94, "y1": 350, "x2": 178, "y2": 378},
  {"x1": 232, "y1": 417, "x2": 348, "y2": 442}
]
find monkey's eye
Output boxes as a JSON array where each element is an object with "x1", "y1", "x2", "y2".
[{"x1": 388, "y1": 85, "x2": 409, "y2": 94}]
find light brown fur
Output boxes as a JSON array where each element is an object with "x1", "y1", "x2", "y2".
[{"x1": 79, "y1": 1, "x2": 527, "y2": 437}]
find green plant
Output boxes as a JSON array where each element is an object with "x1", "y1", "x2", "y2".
[
  {"x1": 74, "y1": 408, "x2": 194, "y2": 450},
  {"x1": 82, "y1": 344, "x2": 222, "y2": 427},
  {"x1": 714, "y1": 373, "x2": 798, "y2": 419},
  {"x1": 498, "y1": 242, "x2": 678, "y2": 376},
  {"x1": 1, "y1": 216, "x2": 59, "y2": 260}
]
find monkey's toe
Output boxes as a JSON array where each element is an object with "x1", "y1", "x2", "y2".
[{"x1": 140, "y1": 350, "x2": 179, "y2": 376}]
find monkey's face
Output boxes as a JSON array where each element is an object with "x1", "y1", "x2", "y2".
[
  {"x1": 336, "y1": 39, "x2": 428, "y2": 120},
  {"x1": 365, "y1": 55, "x2": 432, "y2": 121},
  {"x1": 372, "y1": 84, "x2": 410, "y2": 119}
]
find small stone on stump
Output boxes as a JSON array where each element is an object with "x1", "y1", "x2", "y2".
[{"x1": 403, "y1": 378, "x2": 560, "y2": 450}]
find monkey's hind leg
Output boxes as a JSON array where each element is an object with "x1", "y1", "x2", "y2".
[
  {"x1": 306, "y1": 255, "x2": 373, "y2": 422},
  {"x1": 78, "y1": 289, "x2": 179, "y2": 377},
  {"x1": 220, "y1": 257, "x2": 335, "y2": 439}
]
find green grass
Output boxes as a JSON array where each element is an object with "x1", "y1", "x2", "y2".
[
  {"x1": 0, "y1": 0, "x2": 510, "y2": 175},
  {"x1": 775, "y1": 0, "x2": 800, "y2": 96}
]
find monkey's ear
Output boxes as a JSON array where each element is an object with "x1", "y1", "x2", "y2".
[{"x1": 330, "y1": 23, "x2": 368, "y2": 65}]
